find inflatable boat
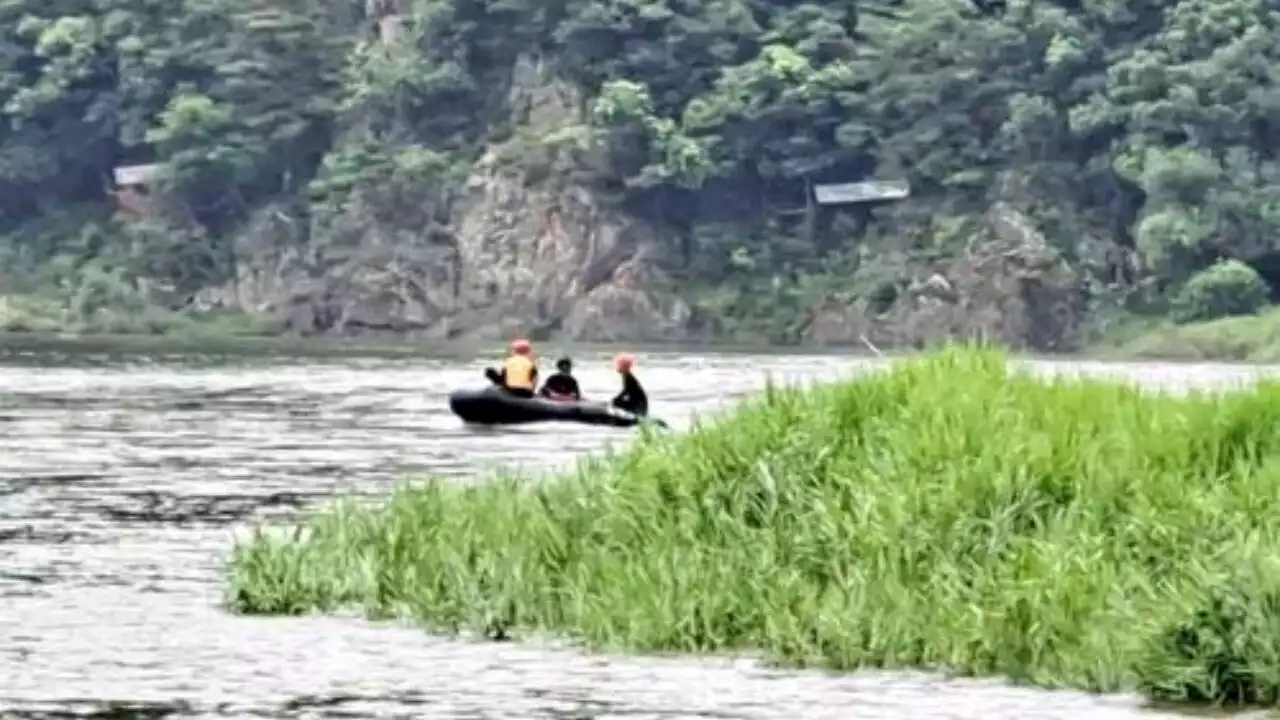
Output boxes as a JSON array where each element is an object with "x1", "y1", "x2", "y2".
[{"x1": 448, "y1": 386, "x2": 644, "y2": 427}]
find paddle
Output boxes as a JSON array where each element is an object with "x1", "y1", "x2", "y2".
[
  {"x1": 645, "y1": 416, "x2": 670, "y2": 430},
  {"x1": 607, "y1": 405, "x2": 669, "y2": 430}
]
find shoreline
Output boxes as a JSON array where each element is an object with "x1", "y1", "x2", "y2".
[
  {"x1": 3, "y1": 317, "x2": 1280, "y2": 363},
  {"x1": 0, "y1": 329, "x2": 894, "y2": 361}
]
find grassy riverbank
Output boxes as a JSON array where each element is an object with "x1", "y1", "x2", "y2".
[
  {"x1": 7, "y1": 303, "x2": 1280, "y2": 364},
  {"x1": 1097, "y1": 309, "x2": 1280, "y2": 362},
  {"x1": 225, "y1": 346, "x2": 1280, "y2": 705},
  {"x1": 0, "y1": 293, "x2": 279, "y2": 338}
]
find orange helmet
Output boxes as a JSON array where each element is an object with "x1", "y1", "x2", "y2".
[
  {"x1": 613, "y1": 353, "x2": 634, "y2": 373},
  {"x1": 510, "y1": 338, "x2": 532, "y2": 355}
]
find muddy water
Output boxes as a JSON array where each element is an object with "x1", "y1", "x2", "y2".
[{"x1": 0, "y1": 347, "x2": 1274, "y2": 719}]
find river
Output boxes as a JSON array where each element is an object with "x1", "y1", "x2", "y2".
[{"x1": 1, "y1": 342, "x2": 1274, "y2": 719}]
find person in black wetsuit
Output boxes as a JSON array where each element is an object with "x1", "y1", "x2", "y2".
[
  {"x1": 538, "y1": 357, "x2": 581, "y2": 401},
  {"x1": 610, "y1": 353, "x2": 648, "y2": 417}
]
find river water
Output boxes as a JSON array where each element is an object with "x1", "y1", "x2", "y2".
[{"x1": 1, "y1": 344, "x2": 1275, "y2": 719}]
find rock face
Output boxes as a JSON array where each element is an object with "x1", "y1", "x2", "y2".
[
  {"x1": 201, "y1": 53, "x2": 694, "y2": 340},
  {"x1": 445, "y1": 149, "x2": 694, "y2": 341},
  {"x1": 448, "y1": 55, "x2": 696, "y2": 340},
  {"x1": 196, "y1": 55, "x2": 1083, "y2": 350},
  {"x1": 210, "y1": 184, "x2": 1084, "y2": 348},
  {"x1": 801, "y1": 203, "x2": 1086, "y2": 352}
]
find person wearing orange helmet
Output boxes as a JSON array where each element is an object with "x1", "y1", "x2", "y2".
[
  {"x1": 609, "y1": 352, "x2": 648, "y2": 417},
  {"x1": 488, "y1": 338, "x2": 538, "y2": 397}
]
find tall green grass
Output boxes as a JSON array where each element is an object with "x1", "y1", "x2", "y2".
[{"x1": 225, "y1": 346, "x2": 1280, "y2": 705}]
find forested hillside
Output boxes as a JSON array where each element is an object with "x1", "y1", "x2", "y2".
[{"x1": 0, "y1": 0, "x2": 1276, "y2": 348}]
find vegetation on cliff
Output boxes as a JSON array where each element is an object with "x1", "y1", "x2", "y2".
[
  {"x1": 2, "y1": 0, "x2": 1280, "y2": 346},
  {"x1": 226, "y1": 347, "x2": 1280, "y2": 704}
]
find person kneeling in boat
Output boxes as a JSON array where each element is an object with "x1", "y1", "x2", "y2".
[
  {"x1": 538, "y1": 357, "x2": 581, "y2": 401},
  {"x1": 610, "y1": 353, "x2": 648, "y2": 417},
  {"x1": 486, "y1": 338, "x2": 538, "y2": 398}
]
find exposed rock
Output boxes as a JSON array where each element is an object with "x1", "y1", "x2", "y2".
[
  {"x1": 560, "y1": 246, "x2": 700, "y2": 341},
  {"x1": 804, "y1": 298, "x2": 874, "y2": 347},
  {"x1": 198, "y1": 52, "x2": 691, "y2": 341},
  {"x1": 190, "y1": 56, "x2": 1083, "y2": 350},
  {"x1": 909, "y1": 273, "x2": 957, "y2": 303},
  {"x1": 800, "y1": 205, "x2": 1085, "y2": 351},
  {"x1": 447, "y1": 148, "x2": 693, "y2": 340},
  {"x1": 444, "y1": 53, "x2": 692, "y2": 339}
]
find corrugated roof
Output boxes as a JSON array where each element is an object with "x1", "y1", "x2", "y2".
[
  {"x1": 113, "y1": 163, "x2": 161, "y2": 186},
  {"x1": 813, "y1": 180, "x2": 910, "y2": 205}
]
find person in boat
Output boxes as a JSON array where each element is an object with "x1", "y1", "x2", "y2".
[
  {"x1": 538, "y1": 357, "x2": 581, "y2": 401},
  {"x1": 486, "y1": 338, "x2": 538, "y2": 398},
  {"x1": 610, "y1": 352, "x2": 648, "y2": 417}
]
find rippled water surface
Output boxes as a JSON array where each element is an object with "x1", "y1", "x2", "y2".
[{"x1": 2, "y1": 344, "x2": 1276, "y2": 719}]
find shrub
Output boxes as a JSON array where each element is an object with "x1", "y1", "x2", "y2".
[{"x1": 1171, "y1": 259, "x2": 1270, "y2": 324}]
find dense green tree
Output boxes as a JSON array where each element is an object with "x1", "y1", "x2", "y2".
[{"x1": 1, "y1": 0, "x2": 1278, "y2": 340}]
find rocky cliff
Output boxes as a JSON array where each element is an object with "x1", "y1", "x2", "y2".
[
  {"x1": 802, "y1": 204, "x2": 1086, "y2": 350},
  {"x1": 196, "y1": 53, "x2": 705, "y2": 342},
  {"x1": 192, "y1": 52, "x2": 1086, "y2": 350}
]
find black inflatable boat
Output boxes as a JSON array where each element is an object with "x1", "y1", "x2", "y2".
[{"x1": 448, "y1": 387, "x2": 644, "y2": 427}]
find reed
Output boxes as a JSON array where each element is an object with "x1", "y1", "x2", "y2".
[{"x1": 225, "y1": 345, "x2": 1280, "y2": 705}]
